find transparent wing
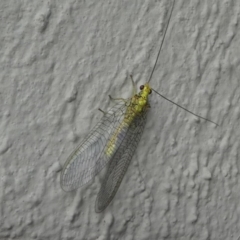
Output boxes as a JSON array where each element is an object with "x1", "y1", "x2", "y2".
[
  {"x1": 95, "y1": 109, "x2": 147, "y2": 213},
  {"x1": 60, "y1": 102, "x2": 128, "y2": 192}
]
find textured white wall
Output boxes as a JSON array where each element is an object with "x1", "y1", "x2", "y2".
[{"x1": 0, "y1": 0, "x2": 239, "y2": 239}]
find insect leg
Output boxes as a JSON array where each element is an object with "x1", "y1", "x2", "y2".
[
  {"x1": 98, "y1": 108, "x2": 107, "y2": 114},
  {"x1": 130, "y1": 75, "x2": 137, "y2": 95},
  {"x1": 108, "y1": 74, "x2": 137, "y2": 103},
  {"x1": 108, "y1": 95, "x2": 128, "y2": 103}
]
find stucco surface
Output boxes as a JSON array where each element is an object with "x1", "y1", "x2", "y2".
[{"x1": 0, "y1": 0, "x2": 239, "y2": 239}]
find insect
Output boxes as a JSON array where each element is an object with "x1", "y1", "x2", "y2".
[{"x1": 60, "y1": 0, "x2": 218, "y2": 213}]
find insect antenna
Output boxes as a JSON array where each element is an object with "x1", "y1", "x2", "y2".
[
  {"x1": 151, "y1": 88, "x2": 219, "y2": 126},
  {"x1": 147, "y1": 0, "x2": 218, "y2": 126},
  {"x1": 147, "y1": 0, "x2": 175, "y2": 83}
]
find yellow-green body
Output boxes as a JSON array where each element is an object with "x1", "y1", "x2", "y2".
[{"x1": 105, "y1": 83, "x2": 152, "y2": 157}]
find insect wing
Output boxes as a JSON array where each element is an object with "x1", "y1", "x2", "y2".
[
  {"x1": 60, "y1": 102, "x2": 127, "y2": 192},
  {"x1": 95, "y1": 109, "x2": 147, "y2": 212}
]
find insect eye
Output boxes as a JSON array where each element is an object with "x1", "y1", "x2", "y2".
[
  {"x1": 140, "y1": 85, "x2": 144, "y2": 90},
  {"x1": 149, "y1": 89, "x2": 152, "y2": 94}
]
